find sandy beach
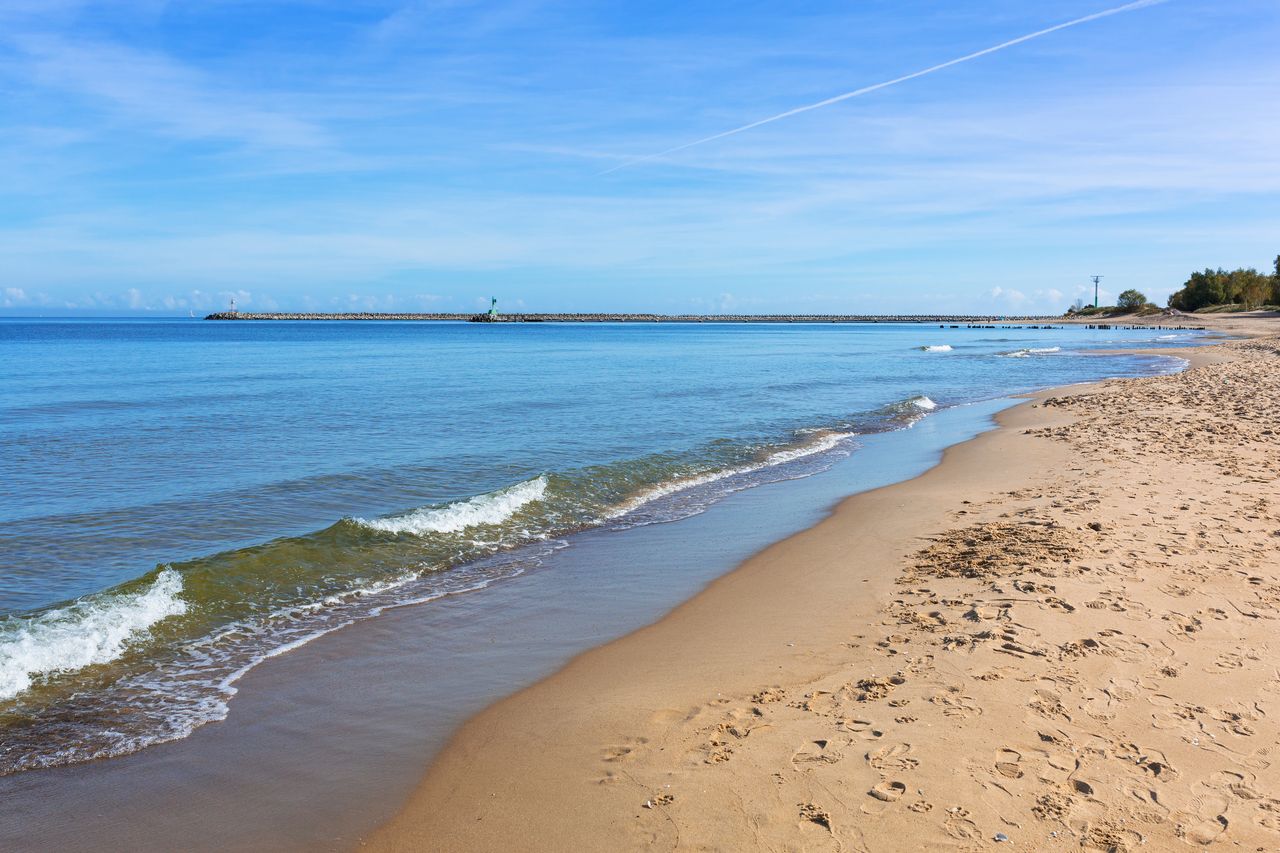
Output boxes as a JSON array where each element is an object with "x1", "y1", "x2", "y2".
[{"x1": 369, "y1": 316, "x2": 1280, "y2": 852}]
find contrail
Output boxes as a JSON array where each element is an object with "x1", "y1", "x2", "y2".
[{"x1": 599, "y1": 0, "x2": 1170, "y2": 175}]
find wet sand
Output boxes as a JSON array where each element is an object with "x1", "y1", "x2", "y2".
[{"x1": 370, "y1": 320, "x2": 1280, "y2": 851}]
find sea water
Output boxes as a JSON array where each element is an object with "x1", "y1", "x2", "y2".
[{"x1": 0, "y1": 318, "x2": 1199, "y2": 773}]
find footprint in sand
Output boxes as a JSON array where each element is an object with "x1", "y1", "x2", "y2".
[
  {"x1": 752, "y1": 686, "x2": 786, "y2": 704},
  {"x1": 867, "y1": 742, "x2": 918, "y2": 772},
  {"x1": 1032, "y1": 790, "x2": 1073, "y2": 821},
  {"x1": 792, "y1": 739, "x2": 843, "y2": 767},
  {"x1": 1208, "y1": 703, "x2": 1260, "y2": 737},
  {"x1": 1211, "y1": 649, "x2": 1260, "y2": 672},
  {"x1": 1254, "y1": 797, "x2": 1280, "y2": 832},
  {"x1": 855, "y1": 675, "x2": 906, "y2": 701},
  {"x1": 930, "y1": 687, "x2": 982, "y2": 719},
  {"x1": 995, "y1": 748, "x2": 1024, "y2": 779},
  {"x1": 798, "y1": 802, "x2": 832, "y2": 831},
  {"x1": 1029, "y1": 689, "x2": 1072, "y2": 723},
  {"x1": 964, "y1": 604, "x2": 1001, "y2": 622},
  {"x1": 1208, "y1": 769, "x2": 1266, "y2": 802},
  {"x1": 792, "y1": 690, "x2": 840, "y2": 716},
  {"x1": 868, "y1": 780, "x2": 907, "y2": 802},
  {"x1": 836, "y1": 716, "x2": 877, "y2": 735},
  {"x1": 943, "y1": 806, "x2": 981, "y2": 840},
  {"x1": 648, "y1": 707, "x2": 700, "y2": 726},
  {"x1": 1112, "y1": 742, "x2": 1178, "y2": 781},
  {"x1": 1175, "y1": 797, "x2": 1229, "y2": 845},
  {"x1": 1081, "y1": 822, "x2": 1144, "y2": 852},
  {"x1": 1161, "y1": 611, "x2": 1203, "y2": 638},
  {"x1": 701, "y1": 740, "x2": 734, "y2": 764},
  {"x1": 602, "y1": 737, "x2": 649, "y2": 763}
]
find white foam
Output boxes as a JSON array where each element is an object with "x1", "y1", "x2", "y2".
[
  {"x1": 920, "y1": 344, "x2": 953, "y2": 352},
  {"x1": 356, "y1": 475, "x2": 548, "y2": 536},
  {"x1": 912, "y1": 396, "x2": 938, "y2": 410},
  {"x1": 0, "y1": 569, "x2": 187, "y2": 701},
  {"x1": 1002, "y1": 346, "x2": 1060, "y2": 358},
  {"x1": 604, "y1": 432, "x2": 853, "y2": 520}
]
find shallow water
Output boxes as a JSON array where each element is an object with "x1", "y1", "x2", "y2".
[
  {"x1": 1, "y1": 397, "x2": 1020, "y2": 850},
  {"x1": 0, "y1": 319, "x2": 1198, "y2": 772}
]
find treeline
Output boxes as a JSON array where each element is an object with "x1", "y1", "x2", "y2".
[{"x1": 1167, "y1": 254, "x2": 1280, "y2": 312}]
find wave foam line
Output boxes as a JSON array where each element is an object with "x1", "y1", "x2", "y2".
[
  {"x1": 920, "y1": 345, "x2": 953, "y2": 352},
  {"x1": 603, "y1": 432, "x2": 853, "y2": 520},
  {"x1": 0, "y1": 569, "x2": 186, "y2": 701},
  {"x1": 1002, "y1": 346, "x2": 1061, "y2": 357},
  {"x1": 355, "y1": 475, "x2": 548, "y2": 536}
]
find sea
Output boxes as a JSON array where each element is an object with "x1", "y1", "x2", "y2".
[{"x1": 0, "y1": 318, "x2": 1200, "y2": 780}]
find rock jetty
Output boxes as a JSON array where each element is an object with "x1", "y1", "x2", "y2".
[{"x1": 205, "y1": 312, "x2": 1064, "y2": 324}]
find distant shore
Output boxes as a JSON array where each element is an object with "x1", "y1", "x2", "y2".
[
  {"x1": 203, "y1": 310, "x2": 1202, "y2": 327},
  {"x1": 206, "y1": 311, "x2": 1062, "y2": 323},
  {"x1": 369, "y1": 317, "x2": 1280, "y2": 851}
]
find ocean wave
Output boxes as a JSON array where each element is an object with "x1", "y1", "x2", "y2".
[
  {"x1": 1001, "y1": 346, "x2": 1061, "y2": 358},
  {"x1": 919, "y1": 344, "x2": 953, "y2": 352},
  {"x1": 602, "y1": 432, "x2": 853, "y2": 522},
  {"x1": 354, "y1": 476, "x2": 548, "y2": 535},
  {"x1": 0, "y1": 569, "x2": 186, "y2": 701},
  {"x1": 0, "y1": 403, "x2": 932, "y2": 771},
  {"x1": 872, "y1": 394, "x2": 939, "y2": 423}
]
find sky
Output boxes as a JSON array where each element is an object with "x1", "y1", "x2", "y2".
[{"x1": 1, "y1": 0, "x2": 1278, "y2": 316}]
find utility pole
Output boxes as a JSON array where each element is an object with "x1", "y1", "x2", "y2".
[{"x1": 1091, "y1": 275, "x2": 1103, "y2": 308}]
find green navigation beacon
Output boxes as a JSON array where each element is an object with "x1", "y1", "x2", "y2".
[{"x1": 488, "y1": 297, "x2": 498, "y2": 318}]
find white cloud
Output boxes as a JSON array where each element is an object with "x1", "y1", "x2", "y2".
[{"x1": 13, "y1": 36, "x2": 327, "y2": 149}]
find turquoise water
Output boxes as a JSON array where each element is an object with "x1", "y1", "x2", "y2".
[{"x1": 0, "y1": 318, "x2": 1198, "y2": 772}]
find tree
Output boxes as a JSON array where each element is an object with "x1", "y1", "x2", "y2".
[
  {"x1": 1232, "y1": 269, "x2": 1271, "y2": 308},
  {"x1": 1273, "y1": 255, "x2": 1280, "y2": 306},
  {"x1": 1169, "y1": 268, "x2": 1229, "y2": 311},
  {"x1": 1165, "y1": 254, "x2": 1280, "y2": 310},
  {"x1": 1116, "y1": 289, "x2": 1147, "y2": 311}
]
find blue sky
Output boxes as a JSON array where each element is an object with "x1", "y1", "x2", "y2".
[{"x1": 2, "y1": 0, "x2": 1277, "y2": 315}]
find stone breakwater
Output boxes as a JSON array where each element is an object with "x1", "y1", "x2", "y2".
[{"x1": 205, "y1": 312, "x2": 1063, "y2": 324}]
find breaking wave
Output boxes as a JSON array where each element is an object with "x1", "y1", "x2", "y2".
[
  {"x1": 1002, "y1": 346, "x2": 1061, "y2": 358},
  {"x1": 0, "y1": 400, "x2": 948, "y2": 774},
  {"x1": 0, "y1": 570, "x2": 186, "y2": 701},
  {"x1": 602, "y1": 431, "x2": 854, "y2": 523},
  {"x1": 355, "y1": 476, "x2": 548, "y2": 535},
  {"x1": 920, "y1": 344, "x2": 953, "y2": 352}
]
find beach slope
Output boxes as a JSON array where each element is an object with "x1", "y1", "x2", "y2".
[{"x1": 369, "y1": 333, "x2": 1280, "y2": 852}]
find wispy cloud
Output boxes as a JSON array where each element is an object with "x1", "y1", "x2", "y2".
[
  {"x1": 600, "y1": 0, "x2": 1173, "y2": 174},
  {"x1": 0, "y1": 1, "x2": 1277, "y2": 316},
  {"x1": 12, "y1": 35, "x2": 327, "y2": 149}
]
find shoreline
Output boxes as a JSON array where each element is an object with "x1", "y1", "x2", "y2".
[
  {"x1": 368, "y1": 325, "x2": 1279, "y2": 850},
  {"x1": 206, "y1": 311, "x2": 1070, "y2": 323}
]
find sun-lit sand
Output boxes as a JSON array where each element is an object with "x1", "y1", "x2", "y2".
[{"x1": 369, "y1": 315, "x2": 1280, "y2": 852}]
